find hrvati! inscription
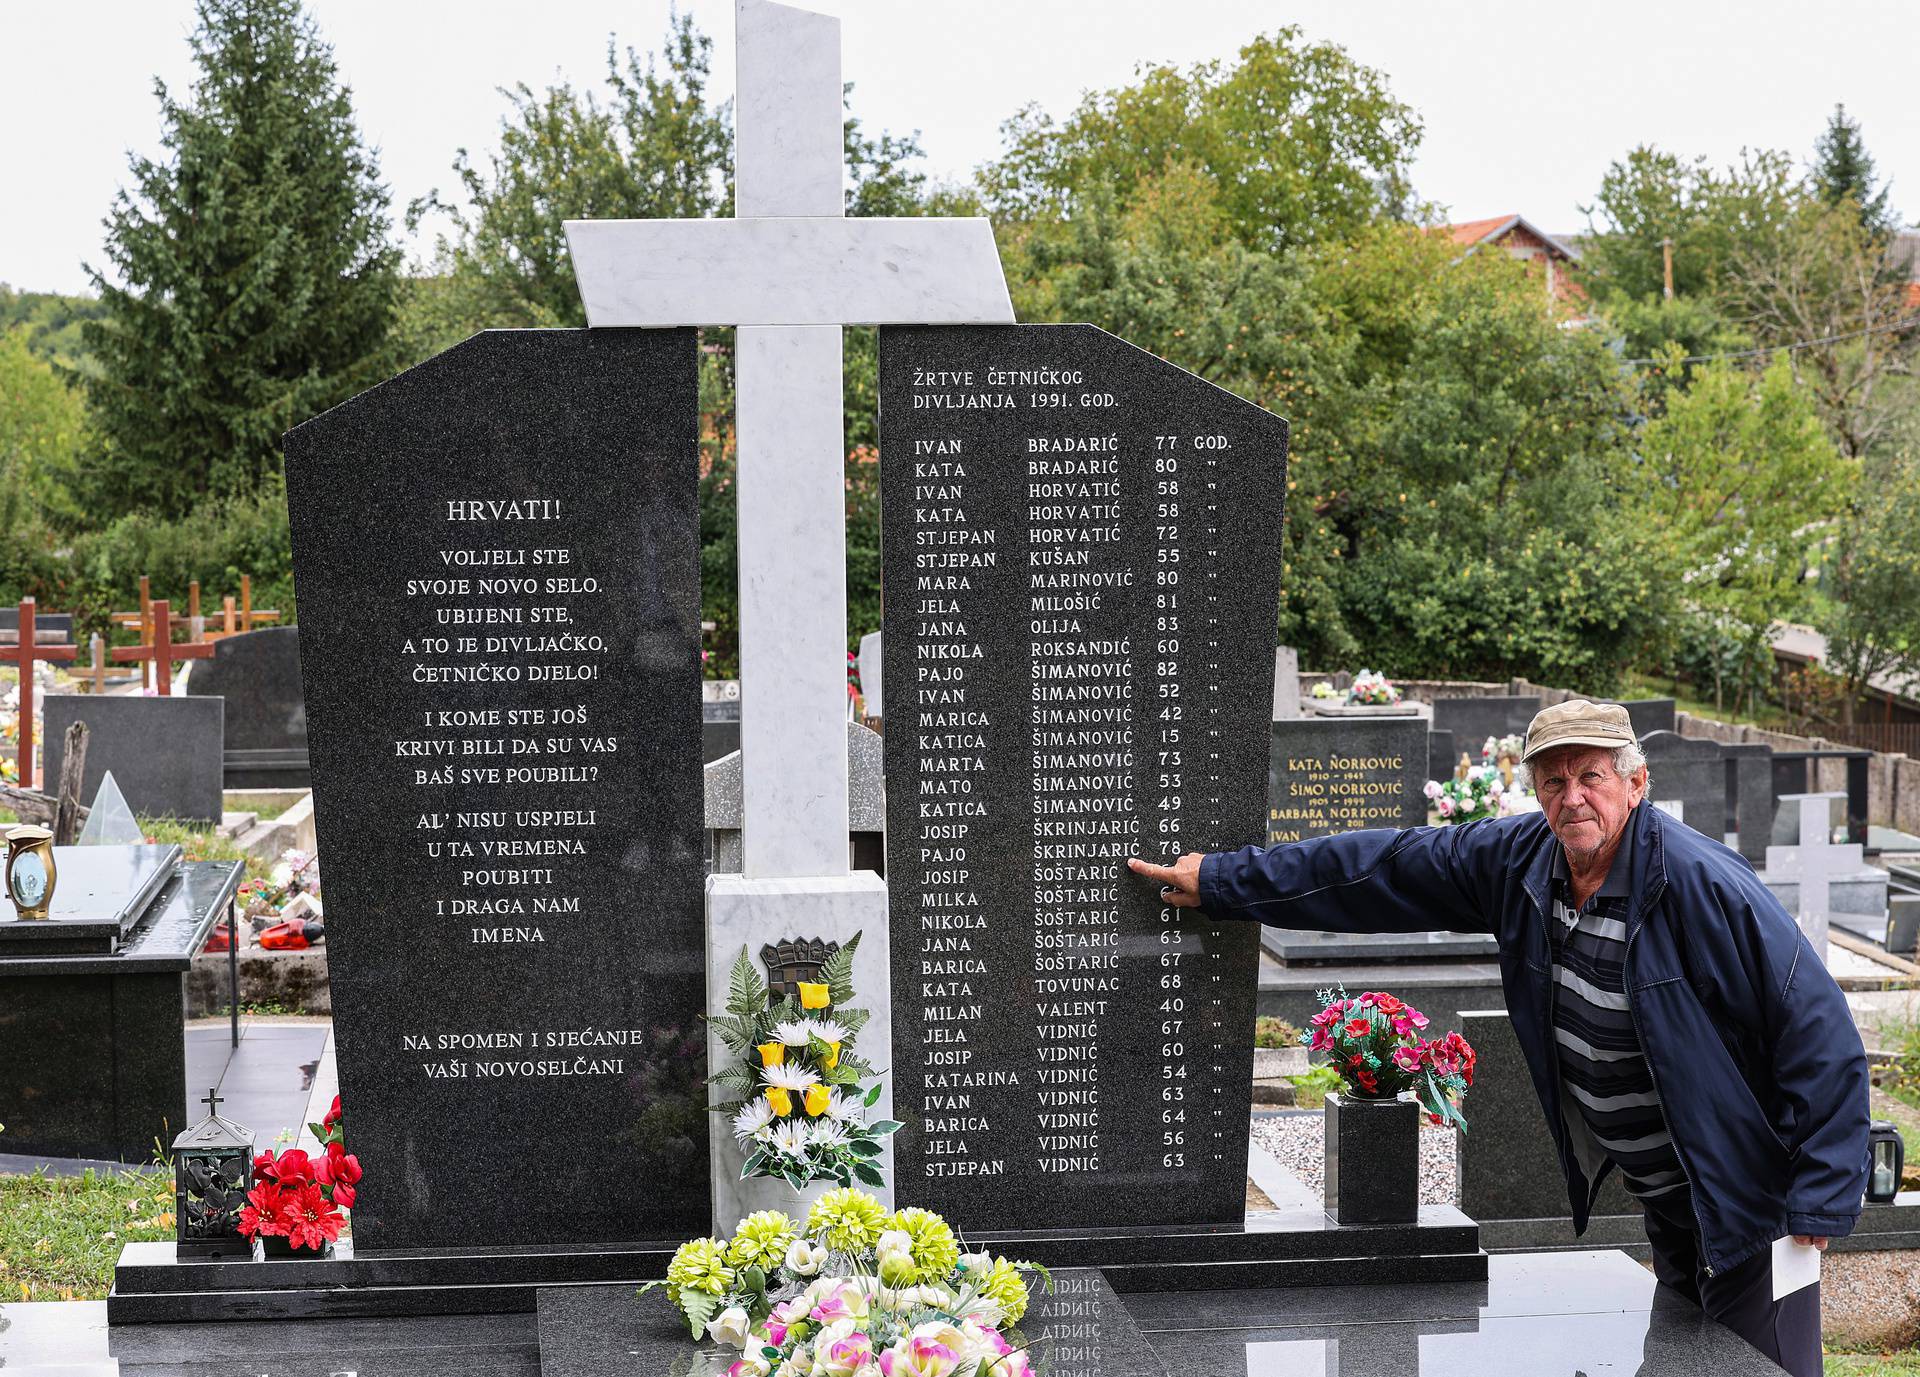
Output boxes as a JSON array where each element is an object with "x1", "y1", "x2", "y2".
[{"x1": 880, "y1": 324, "x2": 1287, "y2": 1231}]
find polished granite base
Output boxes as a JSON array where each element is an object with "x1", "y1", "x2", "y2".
[
  {"x1": 28, "y1": 1250, "x2": 1793, "y2": 1375},
  {"x1": 109, "y1": 1208, "x2": 1485, "y2": 1321}
]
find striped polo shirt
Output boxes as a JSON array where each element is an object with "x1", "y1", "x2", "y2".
[{"x1": 1550, "y1": 835, "x2": 1689, "y2": 1204}]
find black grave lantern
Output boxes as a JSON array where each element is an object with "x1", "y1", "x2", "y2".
[
  {"x1": 173, "y1": 1089, "x2": 255, "y2": 1259},
  {"x1": 761, "y1": 937, "x2": 840, "y2": 1004},
  {"x1": 1868, "y1": 1120, "x2": 1905, "y2": 1204}
]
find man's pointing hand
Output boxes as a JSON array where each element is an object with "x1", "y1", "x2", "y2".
[{"x1": 1127, "y1": 852, "x2": 1206, "y2": 909}]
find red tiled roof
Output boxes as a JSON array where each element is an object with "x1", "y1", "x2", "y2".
[{"x1": 1444, "y1": 214, "x2": 1519, "y2": 247}]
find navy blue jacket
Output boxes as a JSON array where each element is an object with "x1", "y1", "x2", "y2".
[{"x1": 1200, "y1": 802, "x2": 1869, "y2": 1272}]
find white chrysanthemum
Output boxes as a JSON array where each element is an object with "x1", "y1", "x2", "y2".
[
  {"x1": 809, "y1": 1119, "x2": 851, "y2": 1149},
  {"x1": 762, "y1": 1063, "x2": 821, "y2": 1091},
  {"x1": 775, "y1": 1018, "x2": 850, "y2": 1046},
  {"x1": 825, "y1": 1090, "x2": 866, "y2": 1121},
  {"x1": 771, "y1": 1121, "x2": 810, "y2": 1156},
  {"x1": 732, "y1": 1099, "x2": 776, "y2": 1141}
]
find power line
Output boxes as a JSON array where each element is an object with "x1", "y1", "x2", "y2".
[{"x1": 1622, "y1": 310, "x2": 1920, "y2": 367}]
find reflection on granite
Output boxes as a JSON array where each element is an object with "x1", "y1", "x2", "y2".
[
  {"x1": 535, "y1": 1270, "x2": 1172, "y2": 1377},
  {"x1": 1131, "y1": 1251, "x2": 1789, "y2": 1376}
]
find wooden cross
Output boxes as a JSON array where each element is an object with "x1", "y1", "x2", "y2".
[
  {"x1": 110, "y1": 576, "x2": 155, "y2": 690},
  {"x1": 240, "y1": 576, "x2": 280, "y2": 631},
  {"x1": 2, "y1": 599, "x2": 78, "y2": 789},
  {"x1": 109, "y1": 600, "x2": 214, "y2": 695},
  {"x1": 85, "y1": 633, "x2": 106, "y2": 694}
]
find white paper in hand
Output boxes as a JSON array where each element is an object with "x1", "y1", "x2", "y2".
[{"x1": 1771, "y1": 1235, "x2": 1821, "y2": 1302}]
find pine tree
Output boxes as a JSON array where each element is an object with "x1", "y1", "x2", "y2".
[
  {"x1": 81, "y1": 0, "x2": 400, "y2": 521},
  {"x1": 1812, "y1": 103, "x2": 1894, "y2": 235}
]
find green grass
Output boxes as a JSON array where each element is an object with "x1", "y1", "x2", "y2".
[
  {"x1": 137, "y1": 817, "x2": 272, "y2": 883},
  {"x1": 1617, "y1": 670, "x2": 1799, "y2": 734},
  {"x1": 0, "y1": 1165, "x2": 176, "y2": 1301},
  {"x1": 1827, "y1": 1352, "x2": 1920, "y2": 1374},
  {"x1": 223, "y1": 792, "x2": 299, "y2": 820}
]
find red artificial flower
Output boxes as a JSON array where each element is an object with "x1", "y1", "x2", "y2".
[
  {"x1": 1343, "y1": 1018, "x2": 1372, "y2": 1039},
  {"x1": 273, "y1": 1149, "x2": 315, "y2": 1183},
  {"x1": 330, "y1": 1182, "x2": 356, "y2": 1210},
  {"x1": 323, "y1": 1096, "x2": 342, "y2": 1128},
  {"x1": 238, "y1": 1183, "x2": 289, "y2": 1239},
  {"x1": 278, "y1": 1182, "x2": 345, "y2": 1251},
  {"x1": 1354, "y1": 1068, "x2": 1379, "y2": 1094},
  {"x1": 1368, "y1": 992, "x2": 1407, "y2": 1017},
  {"x1": 314, "y1": 1149, "x2": 362, "y2": 1188},
  {"x1": 252, "y1": 1150, "x2": 280, "y2": 1181}
]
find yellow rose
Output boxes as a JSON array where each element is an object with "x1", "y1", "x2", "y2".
[
  {"x1": 757, "y1": 1041, "x2": 785, "y2": 1067},
  {"x1": 803, "y1": 1083, "x2": 833, "y2": 1117},
  {"x1": 798, "y1": 982, "x2": 831, "y2": 1010},
  {"x1": 821, "y1": 1041, "x2": 841, "y2": 1070},
  {"x1": 765, "y1": 1086, "x2": 793, "y2": 1116}
]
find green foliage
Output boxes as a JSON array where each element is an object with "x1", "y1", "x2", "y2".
[
  {"x1": 1253, "y1": 1016, "x2": 1299, "y2": 1049},
  {"x1": 0, "y1": 327, "x2": 89, "y2": 536},
  {"x1": 1580, "y1": 146, "x2": 1800, "y2": 304},
  {"x1": 1812, "y1": 103, "x2": 1895, "y2": 235},
  {"x1": 411, "y1": 14, "x2": 730, "y2": 334},
  {"x1": 1635, "y1": 355, "x2": 1853, "y2": 673},
  {"x1": 81, "y1": 0, "x2": 401, "y2": 523},
  {"x1": 1822, "y1": 448, "x2": 1920, "y2": 720},
  {"x1": 981, "y1": 27, "x2": 1421, "y2": 251},
  {"x1": 1289, "y1": 1063, "x2": 1344, "y2": 1101},
  {"x1": 0, "y1": 285, "x2": 107, "y2": 376}
]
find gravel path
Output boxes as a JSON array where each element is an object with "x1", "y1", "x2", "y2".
[{"x1": 1251, "y1": 1111, "x2": 1458, "y2": 1205}]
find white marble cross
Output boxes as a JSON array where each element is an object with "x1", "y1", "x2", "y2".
[
  {"x1": 566, "y1": 0, "x2": 1012, "y2": 880},
  {"x1": 1765, "y1": 792, "x2": 1858, "y2": 962}
]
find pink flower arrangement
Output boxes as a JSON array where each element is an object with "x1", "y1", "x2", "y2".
[{"x1": 1305, "y1": 989, "x2": 1476, "y2": 1129}]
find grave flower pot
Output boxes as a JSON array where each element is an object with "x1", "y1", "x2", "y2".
[
  {"x1": 256, "y1": 1234, "x2": 334, "y2": 1261},
  {"x1": 1323, "y1": 1090, "x2": 1419, "y2": 1225}
]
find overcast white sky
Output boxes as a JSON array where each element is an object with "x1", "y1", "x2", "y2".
[{"x1": 5, "y1": 1, "x2": 1917, "y2": 296}]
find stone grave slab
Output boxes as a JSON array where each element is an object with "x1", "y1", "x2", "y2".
[
  {"x1": 1619, "y1": 697, "x2": 1676, "y2": 737},
  {"x1": 1638, "y1": 730, "x2": 1727, "y2": 842},
  {"x1": 1724, "y1": 741, "x2": 1774, "y2": 865},
  {"x1": 701, "y1": 682, "x2": 742, "y2": 764},
  {"x1": 878, "y1": 322, "x2": 1285, "y2": 1232},
  {"x1": 1432, "y1": 695, "x2": 1539, "y2": 755},
  {"x1": 858, "y1": 627, "x2": 883, "y2": 716},
  {"x1": 283, "y1": 327, "x2": 710, "y2": 1249},
  {"x1": 1261, "y1": 717, "x2": 1495, "y2": 962},
  {"x1": 183, "y1": 625, "x2": 309, "y2": 788},
  {"x1": 0, "y1": 843, "x2": 179, "y2": 956},
  {"x1": 1272, "y1": 644, "x2": 1300, "y2": 719},
  {"x1": 42, "y1": 693, "x2": 224, "y2": 825},
  {"x1": 1428, "y1": 728, "x2": 1456, "y2": 785}
]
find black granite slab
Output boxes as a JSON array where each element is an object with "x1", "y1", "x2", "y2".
[
  {"x1": 536, "y1": 1270, "x2": 1172, "y2": 1377},
  {"x1": 42, "y1": 693, "x2": 225, "y2": 824},
  {"x1": 1431, "y1": 696, "x2": 1539, "y2": 754},
  {"x1": 1267, "y1": 717, "x2": 1426, "y2": 845},
  {"x1": 107, "y1": 1208, "x2": 1484, "y2": 1321},
  {"x1": 1620, "y1": 696, "x2": 1677, "y2": 737},
  {"x1": 284, "y1": 328, "x2": 709, "y2": 1250},
  {"x1": 0, "y1": 859, "x2": 243, "y2": 1161},
  {"x1": 1725, "y1": 742, "x2": 1776, "y2": 864},
  {"x1": 1258, "y1": 928, "x2": 1498, "y2": 963},
  {"x1": 184, "y1": 626, "x2": 311, "y2": 788},
  {"x1": 878, "y1": 324, "x2": 1285, "y2": 1234},
  {"x1": 1640, "y1": 730, "x2": 1728, "y2": 841},
  {"x1": 0, "y1": 843, "x2": 180, "y2": 954},
  {"x1": 1427, "y1": 728, "x2": 1456, "y2": 784}
]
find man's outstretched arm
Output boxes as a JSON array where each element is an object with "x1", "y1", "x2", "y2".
[{"x1": 1129, "y1": 822, "x2": 1518, "y2": 935}]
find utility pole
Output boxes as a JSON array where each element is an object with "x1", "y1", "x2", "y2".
[{"x1": 1662, "y1": 237, "x2": 1675, "y2": 299}]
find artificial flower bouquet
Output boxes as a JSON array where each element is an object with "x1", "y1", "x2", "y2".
[
  {"x1": 1423, "y1": 765, "x2": 1534, "y2": 825},
  {"x1": 647, "y1": 1187, "x2": 1048, "y2": 1375},
  {"x1": 237, "y1": 1095, "x2": 360, "y2": 1251},
  {"x1": 1345, "y1": 669, "x2": 1401, "y2": 705},
  {"x1": 1303, "y1": 990, "x2": 1476, "y2": 1129},
  {"x1": 708, "y1": 936, "x2": 901, "y2": 1190}
]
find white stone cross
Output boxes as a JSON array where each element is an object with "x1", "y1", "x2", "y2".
[
  {"x1": 1765, "y1": 792, "x2": 1858, "y2": 962},
  {"x1": 565, "y1": 0, "x2": 1013, "y2": 881}
]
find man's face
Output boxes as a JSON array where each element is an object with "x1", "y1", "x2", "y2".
[{"x1": 1534, "y1": 745, "x2": 1647, "y2": 861}]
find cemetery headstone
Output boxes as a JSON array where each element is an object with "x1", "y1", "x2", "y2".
[
  {"x1": 858, "y1": 629, "x2": 884, "y2": 718},
  {"x1": 1428, "y1": 729, "x2": 1456, "y2": 786},
  {"x1": 701, "y1": 682, "x2": 743, "y2": 764},
  {"x1": 1638, "y1": 730, "x2": 1727, "y2": 842},
  {"x1": 1619, "y1": 697, "x2": 1676, "y2": 738},
  {"x1": 1762, "y1": 792, "x2": 1865, "y2": 960},
  {"x1": 878, "y1": 322, "x2": 1286, "y2": 1231},
  {"x1": 1724, "y1": 742, "x2": 1775, "y2": 864},
  {"x1": 41, "y1": 694, "x2": 224, "y2": 824},
  {"x1": 183, "y1": 626, "x2": 310, "y2": 788},
  {"x1": 1271, "y1": 645, "x2": 1300, "y2": 720},
  {"x1": 1432, "y1": 695, "x2": 1540, "y2": 756},
  {"x1": 283, "y1": 328, "x2": 710, "y2": 1249},
  {"x1": 1267, "y1": 718, "x2": 1427, "y2": 844}
]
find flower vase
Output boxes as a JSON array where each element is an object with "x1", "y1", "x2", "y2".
[
  {"x1": 717, "y1": 1169, "x2": 837, "y2": 1234},
  {"x1": 256, "y1": 1234, "x2": 334, "y2": 1261},
  {"x1": 1324, "y1": 1091, "x2": 1419, "y2": 1225}
]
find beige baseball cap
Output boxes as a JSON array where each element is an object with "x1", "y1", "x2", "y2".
[{"x1": 1520, "y1": 699, "x2": 1637, "y2": 763}]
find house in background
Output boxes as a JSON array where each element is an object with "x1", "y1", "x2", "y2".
[{"x1": 1444, "y1": 213, "x2": 1588, "y2": 319}]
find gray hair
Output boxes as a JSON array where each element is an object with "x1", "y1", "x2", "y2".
[{"x1": 1515, "y1": 741, "x2": 1649, "y2": 794}]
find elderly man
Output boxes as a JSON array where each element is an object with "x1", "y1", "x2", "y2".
[{"x1": 1131, "y1": 700, "x2": 1867, "y2": 1377}]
